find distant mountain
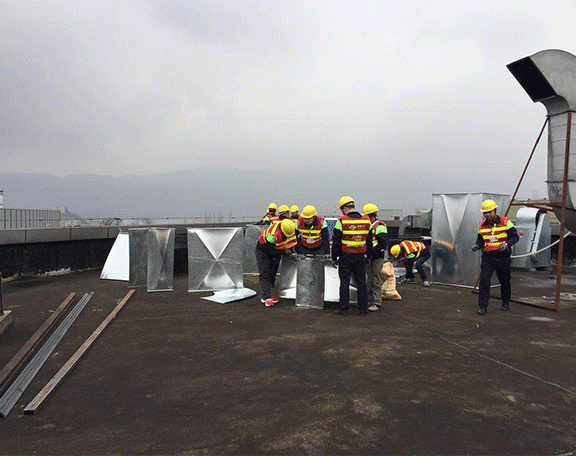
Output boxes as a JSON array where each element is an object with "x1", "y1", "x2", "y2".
[{"x1": 0, "y1": 166, "x2": 514, "y2": 219}]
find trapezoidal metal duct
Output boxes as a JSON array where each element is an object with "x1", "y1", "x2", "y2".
[{"x1": 507, "y1": 49, "x2": 576, "y2": 232}]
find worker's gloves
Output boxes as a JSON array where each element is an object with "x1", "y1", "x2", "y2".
[
  {"x1": 497, "y1": 243, "x2": 509, "y2": 252},
  {"x1": 332, "y1": 260, "x2": 338, "y2": 269},
  {"x1": 471, "y1": 245, "x2": 481, "y2": 252}
]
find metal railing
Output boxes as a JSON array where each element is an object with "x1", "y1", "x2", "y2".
[{"x1": 0, "y1": 209, "x2": 61, "y2": 229}]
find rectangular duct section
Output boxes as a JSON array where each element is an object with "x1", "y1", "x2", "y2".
[
  {"x1": 431, "y1": 193, "x2": 510, "y2": 287},
  {"x1": 243, "y1": 225, "x2": 264, "y2": 274},
  {"x1": 147, "y1": 228, "x2": 175, "y2": 292},
  {"x1": 129, "y1": 228, "x2": 149, "y2": 287},
  {"x1": 187, "y1": 227, "x2": 244, "y2": 291}
]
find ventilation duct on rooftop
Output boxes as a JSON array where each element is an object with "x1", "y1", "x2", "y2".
[{"x1": 507, "y1": 49, "x2": 576, "y2": 232}]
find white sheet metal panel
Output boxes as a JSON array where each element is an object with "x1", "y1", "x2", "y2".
[
  {"x1": 100, "y1": 233, "x2": 129, "y2": 281},
  {"x1": 431, "y1": 193, "x2": 510, "y2": 287},
  {"x1": 147, "y1": 228, "x2": 175, "y2": 292},
  {"x1": 512, "y1": 207, "x2": 551, "y2": 269},
  {"x1": 188, "y1": 228, "x2": 244, "y2": 291},
  {"x1": 201, "y1": 288, "x2": 257, "y2": 303}
]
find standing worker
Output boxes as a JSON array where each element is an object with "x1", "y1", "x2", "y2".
[
  {"x1": 391, "y1": 240, "x2": 431, "y2": 287},
  {"x1": 290, "y1": 205, "x2": 299, "y2": 220},
  {"x1": 261, "y1": 203, "x2": 279, "y2": 225},
  {"x1": 255, "y1": 219, "x2": 297, "y2": 307},
  {"x1": 296, "y1": 205, "x2": 330, "y2": 255},
  {"x1": 332, "y1": 196, "x2": 372, "y2": 316},
  {"x1": 471, "y1": 199, "x2": 519, "y2": 315},
  {"x1": 363, "y1": 203, "x2": 388, "y2": 312}
]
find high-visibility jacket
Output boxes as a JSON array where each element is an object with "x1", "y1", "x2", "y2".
[
  {"x1": 370, "y1": 220, "x2": 388, "y2": 248},
  {"x1": 399, "y1": 240, "x2": 427, "y2": 260},
  {"x1": 262, "y1": 213, "x2": 280, "y2": 225},
  {"x1": 298, "y1": 215, "x2": 325, "y2": 249},
  {"x1": 340, "y1": 214, "x2": 371, "y2": 253},
  {"x1": 478, "y1": 216, "x2": 512, "y2": 252},
  {"x1": 258, "y1": 222, "x2": 297, "y2": 250}
]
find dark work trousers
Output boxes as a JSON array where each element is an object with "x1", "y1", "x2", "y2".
[
  {"x1": 338, "y1": 252, "x2": 368, "y2": 313},
  {"x1": 255, "y1": 247, "x2": 281, "y2": 300},
  {"x1": 478, "y1": 254, "x2": 511, "y2": 309},
  {"x1": 404, "y1": 248, "x2": 431, "y2": 281}
]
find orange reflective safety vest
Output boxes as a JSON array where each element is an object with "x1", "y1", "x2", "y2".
[
  {"x1": 399, "y1": 240, "x2": 426, "y2": 260},
  {"x1": 262, "y1": 213, "x2": 280, "y2": 224},
  {"x1": 258, "y1": 222, "x2": 297, "y2": 250},
  {"x1": 370, "y1": 220, "x2": 388, "y2": 248},
  {"x1": 298, "y1": 215, "x2": 324, "y2": 249},
  {"x1": 340, "y1": 214, "x2": 371, "y2": 253},
  {"x1": 478, "y1": 216, "x2": 511, "y2": 251}
]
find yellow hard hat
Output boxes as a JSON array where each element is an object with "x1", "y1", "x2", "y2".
[
  {"x1": 337, "y1": 196, "x2": 355, "y2": 210},
  {"x1": 268, "y1": 203, "x2": 277, "y2": 210},
  {"x1": 280, "y1": 219, "x2": 296, "y2": 237},
  {"x1": 390, "y1": 244, "x2": 401, "y2": 258},
  {"x1": 362, "y1": 203, "x2": 379, "y2": 216},
  {"x1": 481, "y1": 199, "x2": 498, "y2": 212},
  {"x1": 302, "y1": 205, "x2": 317, "y2": 218},
  {"x1": 278, "y1": 205, "x2": 290, "y2": 214},
  {"x1": 290, "y1": 205, "x2": 299, "y2": 213}
]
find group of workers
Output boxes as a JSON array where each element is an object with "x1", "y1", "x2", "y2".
[{"x1": 256, "y1": 197, "x2": 516, "y2": 316}]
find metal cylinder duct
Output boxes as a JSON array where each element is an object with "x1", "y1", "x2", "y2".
[{"x1": 507, "y1": 49, "x2": 576, "y2": 231}]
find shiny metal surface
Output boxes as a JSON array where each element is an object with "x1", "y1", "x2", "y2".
[
  {"x1": 431, "y1": 193, "x2": 510, "y2": 286},
  {"x1": 512, "y1": 207, "x2": 551, "y2": 269},
  {"x1": 508, "y1": 50, "x2": 576, "y2": 232},
  {"x1": 147, "y1": 228, "x2": 175, "y2": 292},
  {"x1": 296, "y1": 256, "x2": 325, "y2": 309},
  {"x1": 243, "y1": 225, "x2": 264, "y2": 274},
  {"x1": 129, "y1": 228, "x2": 149, "y2": 287},
  {"x1": 100, "y1": 233, "x2": 129, "y2": 281},
  {"x1": 201, "y1": 288, "x2": 257, "y2": 303},
  {"x1": 187, "y1": 228, "x2": 244, "y2": 291},
  {"x1": 279, "y1": 255, "x2": 357, "y2": 302}
]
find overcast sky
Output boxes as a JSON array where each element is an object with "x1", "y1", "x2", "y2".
[{"x1": 2, "y1": 0, "x2": 576, "y2": 205}]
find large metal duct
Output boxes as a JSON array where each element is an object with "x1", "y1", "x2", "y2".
[{"x1": 508, "y1": 49, "x2": 576, "y2": 232}]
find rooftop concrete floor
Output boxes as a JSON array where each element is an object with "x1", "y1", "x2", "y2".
[{"x1": 1, "y1": 268, "x2": 576, "y2": 455}]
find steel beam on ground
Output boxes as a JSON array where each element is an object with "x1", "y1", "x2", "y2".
[
  {"x1": 0, "y1": 292, "x2": 93, "y2": 418},
  {"x1": 0, "y1": 293, "x2": 77, "y2": 396},
  {"x1": 24, "y1": 290, "x2": 134, "y2": 415}
]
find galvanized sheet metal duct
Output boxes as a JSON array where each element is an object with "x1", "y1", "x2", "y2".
[
  {"x1": 147, "y1": 228, "x2": 175, "y2": 292},
  {"x1": 187, "y1": 227, "x2": 244, "y2": 291},
  {"x1": 431, "y1": 193, "x2": 510, "y2": 286},
  {"x1": 508, "y1": 49, "x2": 576, "y2": 232}
]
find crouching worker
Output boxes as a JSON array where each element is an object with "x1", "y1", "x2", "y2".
[
  {"x1": 255, "y1": 219, "x2": 297, "y2": 307},
  {"x1": 296, "y1": 205, "x2": 330, "y2": 256},
  {"x1": 390, "y1": 240, "x2": 431, "y2": 287}
]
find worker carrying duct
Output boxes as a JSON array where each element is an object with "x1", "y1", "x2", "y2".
[
  {"x1": 391, "y1": 240, "x2": 431, "y2": 287},
  {"x1": 255, "y1": 219, "x2": 297, "y2": 307},
  {"x1": 290, "y1": 205, "x2": 299, "y2": 220},
  {"x1": 260, "y1": 203, "x2": 279, "y2": 225},
  {"x1": 362, "y1": 203, "x2": 388, "y2": 312},
  {"x1": 295, "y1": 205, "x2": 330, "y2": 255},
  {"x1": 471, "y1": 199, "x2": 519, "y2": 315},
  {"x1": 332, "y1": 196, "x2": 372, "y2": 316}
]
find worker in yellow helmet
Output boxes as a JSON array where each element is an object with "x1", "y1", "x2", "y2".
[
  {"x1": 290, "y1": 205, "x2": 299, "y2": 220},
  {"x1": 390, "y1": 240, "x2": 431, "y2": 286},
  {"x1": 296, "y1": 205, "x2": 330, "y2": 255},
  {"x1": 260, "y1": 203, "x2": 279, "y2": 226},
  {"x1": 256, "y1": 219, "x2": 297, "y2": 307},
  {"x1": 472, "y1": 199, "x2": 519, "y2": 315},
  {"x1": 332, "y1": 196, "x2": 372, "y2": 316},
  {"x1": 362, "y1": 203, "x2": 388, "y2": 312}
]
